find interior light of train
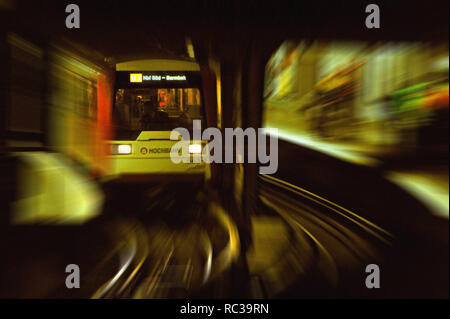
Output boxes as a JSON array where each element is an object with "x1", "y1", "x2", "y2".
[
  {"x1": 189, "y1": 144, "x2": 202, "y2": 154},
  {"x1": 130, "y1": 73, "x2": 142, "y2": 82}
]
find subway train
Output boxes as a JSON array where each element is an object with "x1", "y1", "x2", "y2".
[{"x1": 108, "y1": 58, "x2": 210, "y2": 182}]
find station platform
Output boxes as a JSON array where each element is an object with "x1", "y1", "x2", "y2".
[{"x1": 263, "y1": 106, "x2": 449, "y2": 218}]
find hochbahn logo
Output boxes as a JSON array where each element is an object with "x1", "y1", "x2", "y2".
[
  {"x1": 170, "y1": 120, "x2": 278, "y2": 174},
  {"x1": 140, "y1": 147, "x2": 171, "y2": 154}
]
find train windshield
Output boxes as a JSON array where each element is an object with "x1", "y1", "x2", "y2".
[{"x1": 113, "y1": 87, "x2": 204, "y2": 140}]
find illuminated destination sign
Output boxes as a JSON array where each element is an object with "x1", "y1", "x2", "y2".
[
  {"x1": 166, "y1": 75, "x2": 186, "y2": 80},
  {"x1": 118, "y1": 71, "x2": 200, "y2": 88},
  {"x1": 130, "y1": 73, "x2": 187, "y2": 83},
  {"x1": 130, "y1": 73, "x2": 143, "y2": 82}
]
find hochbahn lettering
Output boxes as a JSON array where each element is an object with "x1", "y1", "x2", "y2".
[{"x1": 148, "y1": 147, "x2": 171, "y2": 153}]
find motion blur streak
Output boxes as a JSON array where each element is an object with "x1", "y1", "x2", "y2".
[
  {"x1": 264, "y1": 40, "x2": 449, "y2": 219},
  {"x1": 260, "y1": 174, "x2": 394, "y2": 242},
  {"x1": 11, "y1": 152, "x2": 103, "y2": 224},
  {"x1": 96, "y1": 73, "x2": 113, "y2": 176},
  {"x1": 257, "y1": 177, "x2": 393, "y2": 297},
  {"x1": 93, "y1": 234, "x2": 137, "y2": 298}
]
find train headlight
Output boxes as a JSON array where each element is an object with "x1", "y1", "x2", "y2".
[
  {"x1": 111, "y1": 144, "x2": 132, "y2": 155},
  {"x1": 189, "y1": 144, "x2": 202, "y2": 154}
]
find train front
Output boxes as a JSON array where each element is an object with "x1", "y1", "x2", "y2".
[{"x1": 107, "y1": 60, "x2": 209, "y2": 183}]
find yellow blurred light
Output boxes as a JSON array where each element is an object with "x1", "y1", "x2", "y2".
[
  {"x1": 186, "y1": 37, "x2": 195, "y2": 59},
  {"x1": 189, "y1": 144, "x2": 202, "y2": 153},
  {"x1": 130, "y1": 73, "x2": 142, "y2": 83},
  {"x1": 118, "y1": 144, "x2": 132, "y2": 154},
  {"x1": 216, "y1": 76, "x2": 222, "y2": 128}
]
